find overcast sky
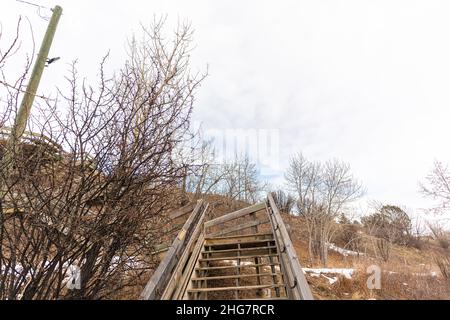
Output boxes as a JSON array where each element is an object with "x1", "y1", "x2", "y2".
[{"x1": 2, "y1": 0, "x2": 450, "y2": 216}]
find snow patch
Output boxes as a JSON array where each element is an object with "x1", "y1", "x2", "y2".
[
  {"x1": 321, "y1": 274, "x2": 338, "y2": 284},
  {"x1": 303, "y1": 268, "x2": 354, "y2": 279},
  {"x1": 328, "y1": 243, "x2": 363, "y2": 257}
]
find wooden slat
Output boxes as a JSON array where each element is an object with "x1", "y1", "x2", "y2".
[
  {"x1": 192, "y1": 273, "x2": 282, "y2": 281},
  {"x1": 169, "y1": 203, "x2": 196, "y2": 219},
  {"x1": 250, "y1": 211, "x2": 262, "y2": 287},
  {"x1": 204, "y1": 202, "x2": 266, "y2": 228},
  {"x1": 201, "y1": 245, "x2": 276, "y2": 254},
  {"x1": 201, "y1": 248, "x2": 277, "y2": 259},
  {"x1": 195, "y1": 263, "x2": 280, "y2": 271},
  {"x1": 205, "y1": 240, "x2": 276, "y2": 252},
  {"x1": 173, "y1": 233, "x2": 206, "y2": 300},
  {"x1": 205, "y1": 233, "x2": 273, "y2": 246},
  {"x1": 181, "y1": 234, "x2": 207, "y2": 300},
  {"x1": 199, "y1": 253, "x2": 278, "y2": 262},
  {"x1": 208, "y1": 218, "x2": 270, "y2": 237},
  {"x1": 235, "y1": 243, "x2": 241, "y2": 299},
  {"x1": 187, "y1": 284, "x2": 285, "y2": 293},
  {"x1": 163, "y1": 204, "x2": 209, "y2": 300}
]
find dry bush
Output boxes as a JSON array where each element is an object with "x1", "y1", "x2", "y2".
[
  {"x1": 0, "y1": 19, "x2": 206, "y2": 299},
  {"x1": 377, "y1": 239, "x2": 391, "y2": 262},
  {"x1": 428, "y1": 222, "x2": 450, "y2": 250},
  {"x1": 434, "y1": 255, "x2": 450, "y2": 279},
  {"x1": 362, "y1": 204, "x2": 412, "y2": 246},
  {"x1": 270, "y1": 190, "x2": 295, "y2": 214},
  {"x1": 407, "y1": 236, "x2": 424, "y2": 250},
  {"x1": 335, "y1": 223, "x2": 363, "y2": 253},
  {"x1": 329, "y1": 266, "x2": 450, "y2": 300}
]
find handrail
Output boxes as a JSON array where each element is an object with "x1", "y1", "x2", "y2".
[
  {"x1": 140, "y1": 199, "x2": 206, "y2": 300},
  {"x1": 204, "y1": 202, "x2": 265, "y2": 229},
  {"x1": 141, "y1": 195, "x2": 314, "y2": 300},
  {"x1": 266, "y1": 193, "x2": 314, "y2": 300}
]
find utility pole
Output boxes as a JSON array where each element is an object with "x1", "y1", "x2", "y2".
[{"x1": 0, "y1": 5, "x2": 63, "y2": 211}]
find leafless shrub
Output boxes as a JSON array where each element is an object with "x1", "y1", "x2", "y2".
[
  {"x1": 362, "y1": 204, "x2": 412, "y2": 246},
  {"x1": 336, "y1": 223, "x2": 362, "y2": 253},
  {"x1": 377, "y1": 238, "x2": 391, "y2": 262},
  {"x1": 428, "y1": 221, "x2": 450, "y2": 250},
  {"x1": 270, "y1": 190, "x2": 295, "y2": 214},
  {"x1": 0, "y1": 19, "x2": 205, "y2": 299},
  {"x1": 434, "y1": 255, "x2": 450, "y2": 279}
]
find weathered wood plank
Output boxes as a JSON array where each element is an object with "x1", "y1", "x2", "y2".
[
  {"x1": 195, "y1": 262, "x2": 280, "y2": 271},
  {"x1": 267, "y1": 193, "x2": 314, "y2": 300},
  {"x1": 187, "y1": 284, "x2": 285, "y2": 293},
  {"x1": 207, "y1": 218, "x2": 270, "y2": 237},
  {"x1": 199, "y1": 253, "x2": 278, "y2": 262},
  {"x1": 192, "y1": 272, "x2": 282, "y2": 281},
  {"x1": 202, "y1": 247, "x2": 276, "y2": 259},
  {"x1": 163, "y1": 204, "x2": 209, "y2": 299},
  {"x1": 169, "y1": 203, "x2": 196, "y2": 219},
  {"x1": 205, "y1": 232, "x2": 273, "y2": 242},
  {"x1": 201, "y1": 245, "x2": 276, "y2": 255},
  {"x1": 204, "y1": 202, "x2": 265, "y2": 228},
  {"x1": 140, "y1": 199, "x2": 204, "y2": 300}
]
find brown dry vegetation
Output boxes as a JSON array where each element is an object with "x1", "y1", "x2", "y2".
[
  {"x1": 115, "y1": 197, "x2": 450, "y2": 300},
  {"x1": 284, "y1": 213, "x2": 450, "y2": 300}
]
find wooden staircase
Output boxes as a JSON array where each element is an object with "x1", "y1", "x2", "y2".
[
  {"x1": 187, "y1": 233, "x2": 288, "y2": 300},
  {"x1": 140, "y1": 194, "x2": 313, "y2": 300}
]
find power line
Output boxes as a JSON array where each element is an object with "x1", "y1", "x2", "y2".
[
  {"x1": 0, "y1": 80, "x2": 54, "y2": 101},
  {"x1": 15, "y1": 0, "x2": 52, "y2": 21},
  {"x1": 16, "y1": 0, "x2": 50, "y2": 10}
]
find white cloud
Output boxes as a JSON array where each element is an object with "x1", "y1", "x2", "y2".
[{"x1": 2, "y1": 0, "x2": 450, "y2": 215}]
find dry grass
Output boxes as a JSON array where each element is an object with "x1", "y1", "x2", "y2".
[
  {"x1": 285, "y1": 213, "x2": 450, "y2": 300},
  {"x1": 116, "y1": 197, "x2": 450, "y2": 300}
]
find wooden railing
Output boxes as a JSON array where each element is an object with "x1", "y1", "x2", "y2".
[
  {"x1": 141, "y1": 194, "x2": 314, "y2": 300},
  {"x1": 266, "y1": 193, "x2": 313, "y2": 300},
  {"x1": 140, "y1": 199, "x2": 209, "y2": 300}
]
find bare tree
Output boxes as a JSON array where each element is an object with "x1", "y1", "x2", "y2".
[
  {"x1": 377, "y1": 238, "x2": 391, "y2": 262},
  {"x1": 184, "y1": 146, "x2": 266, "y2": 205},
  {"x1": 427, "y1": 221, "x2": 449, "y2": 250},
  {"x1": 182, "y1": 139, "x2": 230, "y2": 199},
  {"x1": 421, "y1": 161, "x2": 450, "y2": 213},
  {"x1": 0, "y1": 19, "x2": 206, "y2": 300},
  {"x1": 285, "y1": 153, "x2": 364, "y2": 266},
  {"x1": 221, "y1": 155, "x2": 264, "y2": 204},
  {"x1": 270, "y1": 190, "x2": 295, "y2": 214},
  {"x1": 420, "y1": 161, "x2": 450, "y2": 249}
]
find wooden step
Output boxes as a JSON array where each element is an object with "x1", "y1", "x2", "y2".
[
  {"x1": 205, "y1": 233, "x2": 274, "y2": 246},
  {"x1": 187, "y1": 284, "x2": 285, "y2": 293},
  {"x1": 195, "y1": 262, "x2": 280, "y2": 271},
  {"x1": 199, "y1": 253, "x2": 278, "y2": 262},
  {"x1": 202, "y1": 249, "x2": 277, "y2": 259},
  {"x1": 205, "y1": 239, "x2": 276, "y2": 251},
  {"x1": 191, "y1": 273, "x2": 282, "y2": 281},
  {"x1": 202, "y1": 245, "x2": 277, "y2": 255}
]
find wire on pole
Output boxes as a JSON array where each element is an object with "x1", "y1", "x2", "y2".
[{"x1": 15, "y1": 0, "x2": 52, "y2": 20}]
